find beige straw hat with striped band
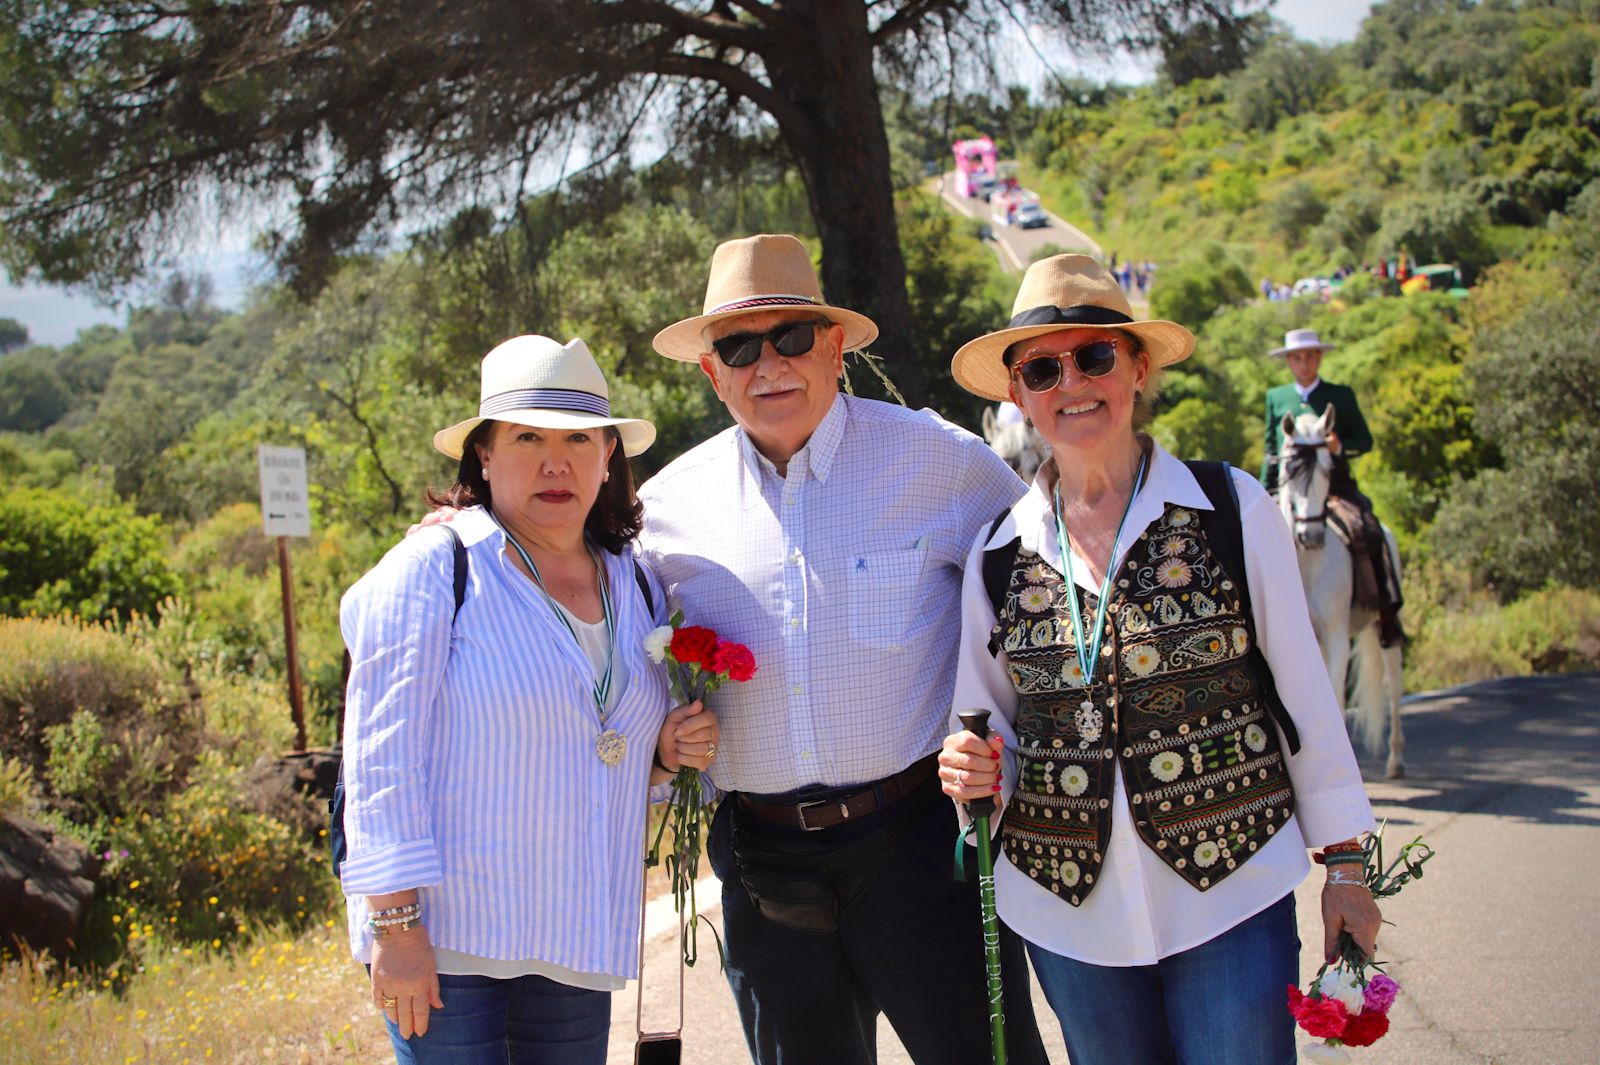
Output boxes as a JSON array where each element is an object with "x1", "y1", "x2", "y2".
[{"x1": 652, "y1": 234, "x2": 878, "y2": 362}]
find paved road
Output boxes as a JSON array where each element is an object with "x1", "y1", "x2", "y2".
[
  {"x1": 608, "y1": 673, "x2": 1600, "y2": 1063},
  {"x1": 934, "y1": 173, "x2": 1102, "y2": 273}
]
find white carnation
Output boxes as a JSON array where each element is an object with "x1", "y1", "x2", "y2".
[
  {"x1": 644, "y1": 625, "x2": 673, "y2": 664},
  {"x1": 1318, "y1": 967, "x2": 1365, "y2": 1015},
  {"x1": 1304, "y1": 1043, "x2": 1353, "y2": 1064}
]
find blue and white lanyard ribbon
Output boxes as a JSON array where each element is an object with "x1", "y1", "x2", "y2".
[
  {"x1": 490, "y1": 510, "x2": 616, "y2": 722},
  {"x1": 1052, "y1": 452, "x2": 1147, "y2": 703}
]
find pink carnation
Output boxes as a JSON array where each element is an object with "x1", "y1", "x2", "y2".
[{"x1": 1363, "y1": 973, "x2": 1399, "y2": 1013}]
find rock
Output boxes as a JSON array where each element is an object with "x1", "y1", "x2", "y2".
[{"x1": 0, "y1": 814, "x2": 99, "y2": 959}]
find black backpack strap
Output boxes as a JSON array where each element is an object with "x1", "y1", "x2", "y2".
[
  {"x1": 446, "y1": 525, "x2": 468, "y2": 619},
  {"x1": 981, "y1": 507, "x2": 1021, "y2": 657},
  {"x1": 1186, "y1": 461, "x2": 1302, "y2": 755},
  {"x1": 632, "y1": 559, "x2": 655, "y2": 617}
]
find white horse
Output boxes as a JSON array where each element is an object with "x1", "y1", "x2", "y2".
[
  {"x1": 1277, "y1": 408, "x2": 1406, "y2": 779},
  {"x1": 982, "y1": 405, "x2": 1049, "y2": 481}
]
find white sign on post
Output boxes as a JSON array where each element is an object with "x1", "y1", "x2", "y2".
[{"x1": 257, "y1": 445, "x2": 312, "y2": 538}]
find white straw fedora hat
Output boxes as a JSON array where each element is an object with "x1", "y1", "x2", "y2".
[
  {"x1": 1269, "y1": 328, "x2": 1336, "y2": 358},
  {"x1": 951, "y1": 254, "x2": 1195, "y2": 403},
  {"x1": 432, "y1": 335, "x2": 656, "y2": 460},
  {"x1": 652, "y1": 234, "x2": 879, "y2": 362}
]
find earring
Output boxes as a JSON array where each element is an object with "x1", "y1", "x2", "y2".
[
  {"x1": 603, "y1": 471, "x2": 611, "y2": 482},
  {"x1": 482, "y1": 467, "x2": 490, "y2": 480}
]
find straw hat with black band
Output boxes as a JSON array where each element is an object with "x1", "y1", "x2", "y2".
[
  {"x1": 433, "y1": 335, "x2": 656, "y2": 459},
  {"x1": 652, "y1": 234, "x2": 878, "y2": 362},
  {"x1": 951, "y1": 254, "x2": 1195, "y2": 402}
]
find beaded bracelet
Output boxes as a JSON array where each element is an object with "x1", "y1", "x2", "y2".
[
  {"x1": 369, "y1": 915, "x2": 424, "y2": 938},
  {"x1": 1321, "y1": 852, "x2": 1366, "y2": 866},
  {"x1": 370, "y1": 903, "x2": 421, "y2": 919},
  {"x1": 371, "y1": 913, "x2": 421, "y2": 926}
]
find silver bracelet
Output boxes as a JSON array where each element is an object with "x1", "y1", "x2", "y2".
[{"x1": 1326, "y1": 870, "x2": 1367, "y2": 887}]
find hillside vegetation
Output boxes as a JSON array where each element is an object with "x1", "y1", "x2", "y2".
[{"x1": 1, "y1": 3, "x2": 1598, "y2": 1052}]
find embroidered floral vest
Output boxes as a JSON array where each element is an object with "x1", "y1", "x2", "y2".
[{"x1": 994, "y1": 503, "x2": 1295, "y2": 905}]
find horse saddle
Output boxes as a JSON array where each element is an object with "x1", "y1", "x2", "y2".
[{"x1": 1325, "y1": 495, "x2": 1384, "y2": 614}]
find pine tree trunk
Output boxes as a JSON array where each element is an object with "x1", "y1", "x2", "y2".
[{"x1": 768, "y1": 0, "x2": 928, "y2": 408}]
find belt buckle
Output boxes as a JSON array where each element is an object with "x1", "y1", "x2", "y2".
[{"x1": 795, "y1": 798, "x2": 849, "y2": 831}]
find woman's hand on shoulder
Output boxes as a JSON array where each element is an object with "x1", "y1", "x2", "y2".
[
  {"x1": 653, "y1": 701, "x2": 718, "y2": 782},
  {"x1": 939, "y1": 729, "x2": 1003, "y2": 802},
  {"x1": 370, "y1": 925, "x2": 443, "y2": 1039}
]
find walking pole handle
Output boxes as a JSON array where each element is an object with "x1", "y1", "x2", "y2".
[{"x1": 956, "y1": 709, "x2": 997, "y2": 818}]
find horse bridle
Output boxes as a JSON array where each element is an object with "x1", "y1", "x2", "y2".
[{"x1": 1280, "y1": 441, "x2": 1331, "y2": 527}]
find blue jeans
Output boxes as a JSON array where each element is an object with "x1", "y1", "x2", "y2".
[
  {"x1": 385, "y1": 972, "x2": 610, "y2": 1065},
  {"x1": 1027, "y1": 892, "x2": 1299, "y2": 1065}
]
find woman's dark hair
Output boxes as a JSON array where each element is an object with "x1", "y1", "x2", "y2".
[{"x1": 424, "y1": 421, "x2": 645, "y2": 553}]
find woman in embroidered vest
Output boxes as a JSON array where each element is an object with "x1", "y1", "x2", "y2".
[
  {"x1": 939, "y1": 257, "x2": 1381, "y2": 1065},
  {"x1": 339, "y1": 335, "x2": 719, "y2": 1064}
]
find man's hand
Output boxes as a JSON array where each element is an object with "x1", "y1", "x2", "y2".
[
  {"x1": 1325, "y1": 429, "x2": 1343, "y2": 456},
  {"x1": 407, "y1": 506, "x2": 462, "y2": 537}
]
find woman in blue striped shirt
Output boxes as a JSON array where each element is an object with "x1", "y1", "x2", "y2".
[{"x1": 340, "y1": 335, "x2": 719, "y2": 1064}]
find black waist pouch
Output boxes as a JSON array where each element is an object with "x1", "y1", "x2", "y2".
[{"x1": 730, "y1": 807, "x2": 901, "y2": 933}]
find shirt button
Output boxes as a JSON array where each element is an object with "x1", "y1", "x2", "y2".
[
  {"x1": 789, "y1": 618, "x2": 801, "y2": 628},
  {"x1": 801, "y1": 751, "x2": 812, "y2": 760},
  {"x1": 792, "y1": 685, "x2": 803, "y2": 695}
]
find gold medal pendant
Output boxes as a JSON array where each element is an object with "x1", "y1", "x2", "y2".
[{"x1": 596, "y1": 728, "x2": 627, "y2": 766}]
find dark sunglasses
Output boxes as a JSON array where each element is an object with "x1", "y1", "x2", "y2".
[
  {"x1": 1009, "y1": 338, "x2": 1124, "y2": 393},
  {"x1": 711, "y1": 319, "x2": 827, "y2": 368}
]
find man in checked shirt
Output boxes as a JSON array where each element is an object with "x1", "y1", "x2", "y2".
[{"x1": 638, "y1": 235, "x2": 1047, "y2": 1065}]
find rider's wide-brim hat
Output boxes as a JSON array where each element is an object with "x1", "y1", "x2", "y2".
[
  {"x1": 1269, "y1": 328, "x2": 1336, "y2": 358},
  {"x1": 652, "y1": 234, "x2": 879, "y2": 362},
  {"x1": 433, "y1": 335, "x2": 656, "y2": 460},
  {"x1": 951, "y1": 254, "x2": 1195, "y2": 403}
]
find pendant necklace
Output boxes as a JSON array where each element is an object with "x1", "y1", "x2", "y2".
[
  {"x1": 492, "y1": 511, "x2": 624, "y2": 765},
  {"x1": 1053, "y1": 451, "x2": 1148, "y2": 717}
]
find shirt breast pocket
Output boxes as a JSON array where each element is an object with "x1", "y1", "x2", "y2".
[{"x1": 845, "y1": 548, "x2": 927, "y2": 650}]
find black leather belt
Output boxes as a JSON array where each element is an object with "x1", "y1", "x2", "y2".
[{"x1": 737, "y1": 755, "x2": 937, "y2": 832}]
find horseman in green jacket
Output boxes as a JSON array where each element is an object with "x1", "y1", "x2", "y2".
[{"x1": 1261, "y1": 329, "x2": 1403, "y2": 646}]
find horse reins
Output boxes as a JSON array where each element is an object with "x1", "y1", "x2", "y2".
[{"x1": 1281, "y1": 441, "x2": 1330, "y2": 526}]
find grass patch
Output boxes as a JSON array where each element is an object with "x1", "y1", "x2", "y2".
[{"x1": 0, "y1": 923, "x2": 391, "y2": 1064}]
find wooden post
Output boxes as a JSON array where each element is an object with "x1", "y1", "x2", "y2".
[{"x1": 277, "y1": 535, "x2": 307, "y2": 753}]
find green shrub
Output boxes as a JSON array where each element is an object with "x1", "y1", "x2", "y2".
[
  {"x1": 0, "y1": 616, "x2": 186, "y2": 777},
  {"x1": 78, "y1": 751, "x2": 337, "y2": 966},
  {"x1": 0, "y1": 756, "x2": 36, "y2": 817},
  {"x1": 1149, "y1": 240, "x2": 1254, "y2": 326},
  {"x1": 0, "y1": 489, "x2": 181, "y2": 622},
  {"x1": 1406, "y1": 584, "x2": 1600, "y2": 693}
]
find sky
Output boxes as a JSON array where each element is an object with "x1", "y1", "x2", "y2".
[{"x1": 3, "y1": 0, "x2": 1374, "y2": 349}]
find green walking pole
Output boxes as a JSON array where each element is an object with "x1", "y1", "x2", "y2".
[{"x1": 957, "y1": 709, "x2": 1008, "y2": 1065}]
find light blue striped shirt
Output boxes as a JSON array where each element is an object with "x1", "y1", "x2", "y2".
[
  {"x1": 338, "y1": 507, "x2": 671, "y2": 980},
  {"x1": 637, "y1": 394, "x2": 1026, "y2": 795}
]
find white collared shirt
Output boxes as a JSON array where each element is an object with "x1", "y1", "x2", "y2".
[
  {"x1": 637, "y1": 394, "x2": 1026, "y2": 795},
  {"x1": 1294, "y1": 377, "x2": 1322, "y2": 402},
  {"x1": 338, "y1": 507, "x2": 670, "y2": 981},
  {"x1": 951, "y1": 442, "x2": 1374, "y2": 966}
]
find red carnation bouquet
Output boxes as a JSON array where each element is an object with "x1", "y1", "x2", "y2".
[
  {"x1": 1289, "y1": 824, "x2": 1434, "y2": 1062},
  {"x1": 643, "y1": 612, "x2": 757, "y2": 966}
]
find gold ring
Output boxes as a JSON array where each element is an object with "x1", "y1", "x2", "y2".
[
  {"x1": 382, "y1": 995, "x2": 398, "y2": 1009},
  {"x1": 706, "y1": 742, "x2": 717, "y2": 758}
]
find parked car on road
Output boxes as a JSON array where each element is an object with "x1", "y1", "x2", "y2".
[
  {"x1": 1291, "y1": 276, "x2": 1332, "y2": 300},
  {"x1": 1014, "y1": 202, "x2": 1047, "y2": 229}
]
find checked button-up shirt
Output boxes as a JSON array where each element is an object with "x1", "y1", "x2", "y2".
[{"x1": 638, "y1": 393, "x2": 1025, "y2": 796}]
